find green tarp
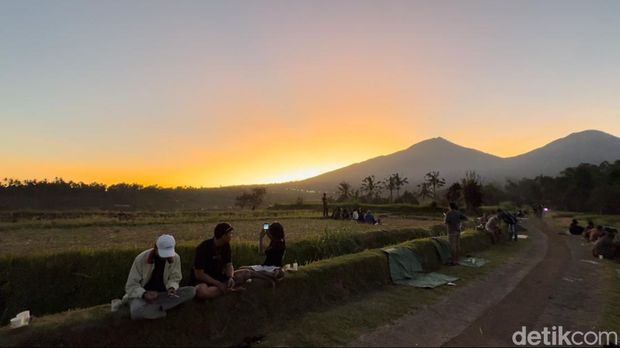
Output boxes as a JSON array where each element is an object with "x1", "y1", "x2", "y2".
[
  {"x1": 430, "y1": 237, "x2": 489, "y2": 267},
  {"x1": 431, "y1": 237, "x2": 453, "y2": 265},
  {"x1": 383, "y1": 247, "x2": 459, "y2": 288}
]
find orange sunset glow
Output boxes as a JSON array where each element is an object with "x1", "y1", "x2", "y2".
[{"x1": 2, "y1": 1, "x2": 620, "y2": 187}]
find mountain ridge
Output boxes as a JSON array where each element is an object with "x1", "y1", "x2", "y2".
[{"x1": 279, "y1": 129, "x2": 620, "y2": 191}]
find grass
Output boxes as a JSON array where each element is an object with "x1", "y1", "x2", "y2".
[
  {"x1": 0, "y1": 227, "x2": 438, "y2": 324},
  {"x1": 602, "y1": 261, "x2": 620, "y2": 334},
  {"x1": 0, "y1": 209, "x2": 321, "y2": 231},
  {"x1": 0, "y1": 230, "x2": 497, "y2": 346},
  {"x1": 0, "y1": 216, "x2": 441, "y2": 257},
  {"x1": 259, "y1": 239, "x2": 530, "y2": 347},
  {"x1": 548, "y1": 211, "x2": 620, "y2": 230},
  {"x1": 547, "y1": 211, "x2": 620, "y2": 336}
]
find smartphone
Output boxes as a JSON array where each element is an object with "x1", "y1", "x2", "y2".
[{"x1": 263, "y1": 223, "x2": 270, "y2": 230}]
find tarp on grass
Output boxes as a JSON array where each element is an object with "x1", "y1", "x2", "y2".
[
  {"x1": 382, "y1": 247, "x2": 458, "y2": 288},
  {"x1": 458, "y1": 257, "x2": 488, "y2": 268},
  {"x1": 431, "y1": 237, "x2": 452, "y2": 265}
]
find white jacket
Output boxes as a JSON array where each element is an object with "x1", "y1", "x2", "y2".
[{"x1": 123, "y1": 249, "x2": 182, "y2": 301}]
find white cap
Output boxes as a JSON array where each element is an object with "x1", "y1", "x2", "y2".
[{"x1": 156, "y1": 234, "x2": 176, "y2": 258}]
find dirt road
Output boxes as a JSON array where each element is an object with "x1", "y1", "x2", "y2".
[{"x1": 353, "y1": 218, "x2": 611, "y2": 347}]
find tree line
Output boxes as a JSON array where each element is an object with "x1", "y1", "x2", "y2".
[
  {"x1": 2, "y1": 160, "x2": 618, "y2": 213},
  {"x1": 0, "y1": 178, "x2": 266, "y2": 210},
  {"x1": 332, "y1": 160, "x2": 620, "y2": 214}
]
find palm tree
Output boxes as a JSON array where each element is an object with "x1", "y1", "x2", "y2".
[
  {"x1": 361, "y1": 175, "x2": 379, "y2": 201},
  {"x1": 393, "y1": 173, "x2": 409, "y2": 200},
  {"x1": 417, "y1": 182, "x2": 433, "y2": 201},
  {"x1": 383, "y1": 176, "x2": 396, "y2": 202},
  {"x1": 337, "y1": 181, "x2": 352, "y2": 202},
  {"x1": 424, "y1": 171, "x2": 446, "y2": 202}
]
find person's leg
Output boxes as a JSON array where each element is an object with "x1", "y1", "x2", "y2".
[
  {"x1": 448, "y1": 233, "x2": 458, "y2": 265},
  {"x1": 158, "y1": 286, "x2": 196, "y2": 311},
  {"x1": 494, "y1": 228, "x2": 502, "y2": 243},
  {"x1": 233, "y1": 269, "x2": 252, "y2": 286},
  {"x1": 455, "y1": 233, "x2": 461, "y2": 264},
  {"x1": 511, "y1": 224, "x2": 517, "y2": 241},
  {"x1": 129, "y1": 298, "x2": 166, "y2": 320},
  {"x1": 194, "y1": 283, "x2": 224, "y2": 300}
]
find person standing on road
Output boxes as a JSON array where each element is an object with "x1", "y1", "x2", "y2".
[{"x1": 444, "y1": 202, "x2": 468, "y2": 265}]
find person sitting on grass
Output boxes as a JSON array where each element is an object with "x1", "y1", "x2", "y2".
[
  {"x1": 225, "y1": 222, "x2": 288, "y2": 290},
  {"x1": 589, "y1": 225, "x2": 605, "y2": 242},
  {"x1": 358, "y1": 209, "x2": 366, "y2": 223},
  {"x1": 584, "y1": 220, "x2": 595, "y2": 240},
  {"x1": 123, "y1": 234, "x2": 196, "y2": 320},
  {"x1": 259, "y1": 221, "x2": 286, "y2": 267},
  {"x1": 365, "y1": 210, "x2": 377, "y2": 224},
  {"x1": 485, "y1": 210, "x2": 502, "y2": 244},
  {"x1": 352, "y1": 208, "x2": 359, "y2": 221},
  {"x1": 191, "y1": 222, "x2": 241, "y2": 300},
  {"x1": 569, "y1": 219, "x2": 585, "y2": 235},
  {"x1": 592, "y1": 228, "x2": 617, "y2": 259}
]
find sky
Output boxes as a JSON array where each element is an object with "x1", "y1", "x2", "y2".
[{"x1": 2, "y1": 0, "x2": 620, "y2": 187}]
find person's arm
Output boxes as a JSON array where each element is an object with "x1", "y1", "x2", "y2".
[
  {"x1": 125, "y1": 256, "x2": 146, "y2": 299},
  {"x1": 224, "y1": 262, "x2": 235, "y2": 288},
  {"x1": 165, "y1": 254, "x2": 182, "y2": 292},
  {"x1": 259, "y1": 230, "x2": 267, "y2": 253}
]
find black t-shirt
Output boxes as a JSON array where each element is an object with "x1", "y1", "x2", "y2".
[
  {"x1": 569, "y1": 224, "x2": 584, "y2": 235},
  {"x1": 190, "y1": 238, "x2": 231, "y2": 285},
  {"x1": 144, "y1": 255, "x2": 167, "y2": 293},
  {"x1": 263, "y1": 246, "x2": 285, "y2": 267}
]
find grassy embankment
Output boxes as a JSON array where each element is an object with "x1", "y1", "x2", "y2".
[{"x1": 0, "y1": 227, "x2": 530, "y2": 347}]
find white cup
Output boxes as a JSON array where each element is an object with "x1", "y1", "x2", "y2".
[
  {"x1": 292, "y1": 262, "x2": 298, "y2": 271},
  {"x1": 10, "y1": 317, "x2": 22, "y2": 329},
  {"x1": 111, "y1": 299, "x2": 122, "y2": 312},
  {"x1": 599, "y1": 255, "x2": 604, "y2": 260}
]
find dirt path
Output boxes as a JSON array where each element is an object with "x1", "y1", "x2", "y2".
[{"x1": 352, "y1": 218, "x2": 610, "y2": 347}]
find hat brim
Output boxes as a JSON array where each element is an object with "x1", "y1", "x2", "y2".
[{"x1": 157, "y1": 248, "x2": 175, "y2": 258}]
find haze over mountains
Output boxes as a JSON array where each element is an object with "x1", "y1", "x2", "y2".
[{"x1": 282, "y1": 130, "x2": 620, "y2": 192}]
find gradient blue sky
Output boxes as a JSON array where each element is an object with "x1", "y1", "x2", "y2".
[{"x1": 2, "y1": 0, "x2": 619, "y2": 187}]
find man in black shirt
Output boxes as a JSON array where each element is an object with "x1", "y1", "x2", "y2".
[{"x1": 192, "y1": 222, "x2": 238, "y2": 300}]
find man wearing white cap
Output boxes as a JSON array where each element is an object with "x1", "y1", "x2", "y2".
[{"x1": 123, "y1": 234, "x2": 196, "y2": 319}]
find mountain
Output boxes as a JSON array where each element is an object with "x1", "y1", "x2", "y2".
[
  {"x1": 503, "y1": 130, "x2": 620, "y2": 179},
  {"x1": 283, "y1": 130, "x2": 620, "y2": 192}
]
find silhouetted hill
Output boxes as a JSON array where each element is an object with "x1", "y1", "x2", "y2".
[{"x1": 282, "y1": 129, "x2": 620, "y2": 192}]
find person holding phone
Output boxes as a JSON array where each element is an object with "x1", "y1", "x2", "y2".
[{"x1": 259, "y1": 222, "x2": 286, "y2": 267}]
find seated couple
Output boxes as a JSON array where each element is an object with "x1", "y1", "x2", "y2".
[
  {"x1": 122, "y1": 222, "x2": 286, "y2": 320},
  {"x1": 191, "y1": 222, "x2": 286, "y2": 300}
]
